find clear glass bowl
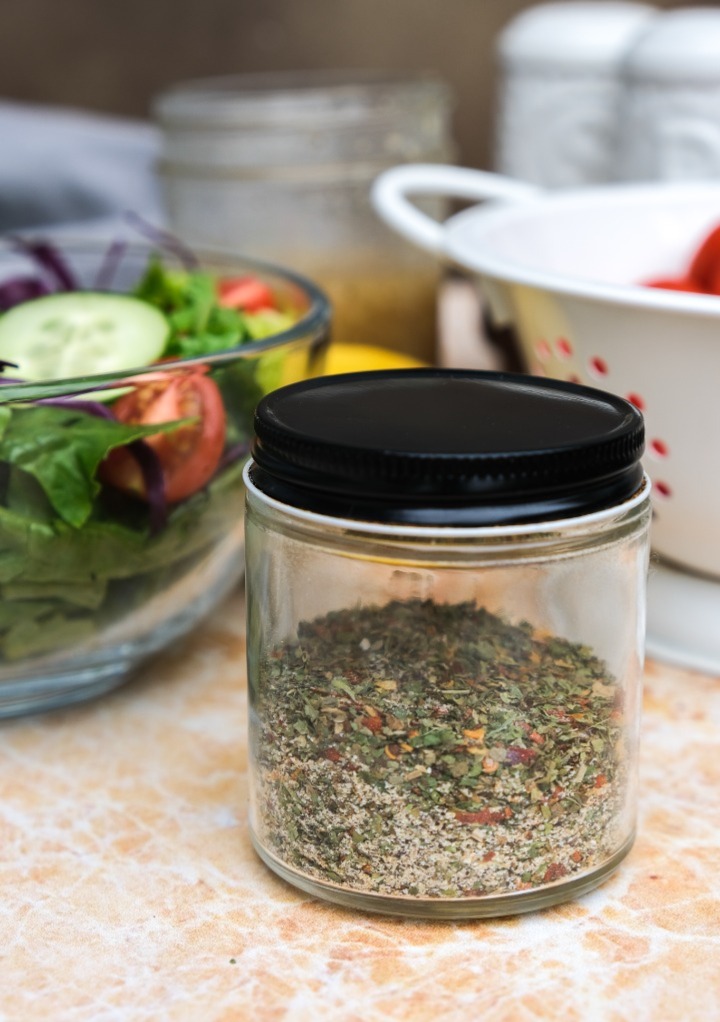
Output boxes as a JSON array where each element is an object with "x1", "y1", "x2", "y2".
[{"x1": 0, "y1": 238, "x2": 330, "y2": 716}]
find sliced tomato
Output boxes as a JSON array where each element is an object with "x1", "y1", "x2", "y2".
[
  {"x1": 708, "y1": 263, "x2": 720, "y2": 296},
  {"x1": 218, "y1": 275, "x2": 275, "y2": 312},
  {"x1": 101, "y1": 368, "x2": 226, "y2": 503},
  {"x1": 689, "y1": 223, "x2": 720, "y2": 291},
  {"x1": 645, "y1": 276, "x2": 704, "y2": 293}
]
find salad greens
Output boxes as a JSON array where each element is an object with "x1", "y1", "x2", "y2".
[
  {"x1": 134, "y1": 256, "x2": 295, "y2": 358},
  {"x1": 0, "y1": 404, "x2": 185, "y2": 528},
  {"x1": 0, "y1": 243, "x2": 313, "y2": 666}
]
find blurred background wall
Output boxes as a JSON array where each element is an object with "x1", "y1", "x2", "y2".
[{"x1": 0, "y1": 0, "x2": 694, "y2": 170}]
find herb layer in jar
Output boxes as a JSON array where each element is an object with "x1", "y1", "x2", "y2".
[{"x1": 251, "y1": 598, "x2": 630, "y2": 900}]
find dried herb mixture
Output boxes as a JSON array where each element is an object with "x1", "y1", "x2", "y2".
[{"x1": 251, "y1": 599, "x2": 629, "y2": 900}]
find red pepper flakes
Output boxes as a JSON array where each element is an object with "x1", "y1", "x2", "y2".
[
  {"x1": 361, "y1": 715, "x2": 383, "y2": 733},
  {"x1": 543, "y1": 862, "x2": 568, "y2": 883},
  {"x1": 455, "y1": 807, "x2": 513, "y2": 825},
  {"x1": 506, "y1": 746, "x2": 538, "y2": 765},
  {"x1": 549, "y1": 707, "x2": 571, "y2": 722},
  {"x1": 594, "y1": 773, "x2": 607, "y2": 788},
  {"x1": 519, "y1": 721, "x2": 544, "y2": 740},
  {"x1": 482, "y1": 851, "x2": 496, "y2": 862},
  {"x1": 571, "y1": 850, "x2": 583, "y2": 863},
  {"x1": 324, "y1": 748, "x2": 342, "y2": 763}
]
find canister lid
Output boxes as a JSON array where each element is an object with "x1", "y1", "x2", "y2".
[
  {"x1": 498, "y1": 1, "x2": 656, "y2": 73},
  {"x1": 622, "y1": 8, "x2": 720, "y2": 83},
  {"x1": 250, "y1": 369, "x2": 645, "y2": 526}
]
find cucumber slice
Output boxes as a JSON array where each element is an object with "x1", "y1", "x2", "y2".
[{"x1": 0, "y1": 292, "x2": 169, "y2": 381}]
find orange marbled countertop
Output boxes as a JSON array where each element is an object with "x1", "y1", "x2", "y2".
[{"x1": 1, "y1": 585, "x2": 719, "y2": 1021}]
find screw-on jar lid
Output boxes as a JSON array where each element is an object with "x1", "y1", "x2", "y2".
[
  {"x1": 153, "y1": 70, "x2": 456, "y2": 176},
  {"x1": 153, "y1": 70, "x2": 453, "y2": 130},
  {"x1": 250, "y1": 369, "x2": 645, "y2": 526}
]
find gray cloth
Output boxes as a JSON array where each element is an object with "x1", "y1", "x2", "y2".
[{"x1": 0, "y1": 100, "x2": 165, "y2": 235}]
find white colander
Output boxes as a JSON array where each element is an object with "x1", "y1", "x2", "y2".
[{"x1": 372, "y1": 164, "x2": 720, "y2": 580}]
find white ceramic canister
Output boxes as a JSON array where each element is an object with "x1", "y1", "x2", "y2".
[
  {"x1": 616, "y1": 8, "x2": 720, "y2": 181},
  {"x1": 152, "y1": 71, "x2": 456, "y2": 363},
  {"x1": 495, "y1": 1, "x2": 657, "y2": 187}
]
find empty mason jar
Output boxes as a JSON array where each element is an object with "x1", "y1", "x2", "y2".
[
  {"x1": 152, "y1": 71, "x2": 456, "y2": 363},
  {"x1": 244, "y1": 369, "x2": 651, "y2": 919}
]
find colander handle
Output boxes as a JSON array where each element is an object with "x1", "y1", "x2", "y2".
[{"x1": 371, "y1": 164, "x2": 541, "y2": 256}]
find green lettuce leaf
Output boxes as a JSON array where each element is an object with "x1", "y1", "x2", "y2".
[
  {"x1": 133, "y1": 257, "x2": 250, "y2": 358},
  {"x1": 0, "y1": 405, "x2": 187, "y2": 528},
  {"x1": 132, "y1": 255, "x2": 296, "y2": 360},
  {"x1": 0, "y1": 456, "x2": 245, "y2": 660}
]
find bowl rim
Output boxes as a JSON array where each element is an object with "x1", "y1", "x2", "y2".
[
  {"x1": 0, "y1": 236, "x2": 332, "y2": 404},
  {"x1": 444, "y1": 179, "x2": 720, "y2": 317}
]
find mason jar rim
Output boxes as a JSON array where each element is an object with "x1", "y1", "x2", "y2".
[{"x1": 244, "y1": 461, "x2": 651, "y2": 539}]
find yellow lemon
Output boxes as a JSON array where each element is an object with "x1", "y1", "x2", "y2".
[{"x1": 321, "y1": 342, "x2": 427, "y2": 375}]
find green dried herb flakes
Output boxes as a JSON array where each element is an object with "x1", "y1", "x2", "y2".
[{"x1": 251, "y1": 599, "x2": 629, "y2": 900}]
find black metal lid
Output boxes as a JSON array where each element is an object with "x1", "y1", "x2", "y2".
[{"x1": 250, "y1": 369, "x2": 645, "y2": 526}]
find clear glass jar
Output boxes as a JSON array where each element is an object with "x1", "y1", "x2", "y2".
[
  {"x1": 244, "y1": 369, "x2": 651, "y2": 918},
  {"x1": 152, "y1": 71, "x2": 456, "y2": 363}
]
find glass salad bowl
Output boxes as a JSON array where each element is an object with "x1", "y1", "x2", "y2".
[{"x1": 0, "y1": 236, "x2": 330, "y2": 717}]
